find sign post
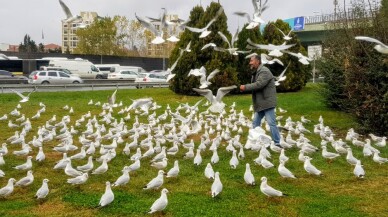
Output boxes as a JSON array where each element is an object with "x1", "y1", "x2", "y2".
[{"x1": 308, "y1": 45, "x2": 322, "y2": 83}]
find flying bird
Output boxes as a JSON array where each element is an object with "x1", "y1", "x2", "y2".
[
  {"x1": 135, "y1": 10, "x2": 166, "y2": 44},
  {"x1": 355, "y1": 36, "x2": 388, "y2": 54},
  {"x1": 189, "y1": 66, "x2": 220, "y2": 89},
  {"x1": 59, "y1": 0, "x2": 81, "y2": 23},
  {"x1": 283, "y1": 51, "x2": 312, "y2": 65},
  {"x1": 247, "y1": 38, "x2": 295, "y2": 57},
  {"x1": 11, "y1": 89, "x2": 35, "y2": 103},
  {"x1": 193, "y1": 85, "x2": 237, "y2": 113},
  {"x1": 185, "y1": 7, "x2": 224, "y2": 38},
  {"x1": 274, "y1": 25, "x2": 293, "y2": 41},
  {"x1": 234, "y1": 0, "x2": 269, "y2": 29},
  {"x1": 275, "y1": 62, "x2": 291, "y2": 86}
]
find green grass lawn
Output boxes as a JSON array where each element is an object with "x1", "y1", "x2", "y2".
[{"x1": 0, "y1": 84, "x2": 386, "y2": 217}]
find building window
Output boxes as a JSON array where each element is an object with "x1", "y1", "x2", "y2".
[
  {"x1": 64, "y1": 42, "x2": 68, "y2": 46},
  {"x1": 64, "y1": 24, "x2": 68, "y2": 28},
  {"x1": 64, "y1": 37, "x2": 68, "y2": 41},
  {"x1": 64, "y1": 30, "x2": 68, "y2": 34}
]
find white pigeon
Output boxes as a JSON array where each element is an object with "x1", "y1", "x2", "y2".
[
  {"x1": 92, "y1": 158, "x2": 109, "y2": 175},
  {"x1": 14, "y1": 156, "x2": 33, "y2": 170},
  {"x1": 204, "y1": 163, "x2": 215, "y2": 179},
  {"x1": 11, "y1": 89, "x2": 35, "y2": 103},
  {"x1": 58, "y1": 0, "x2": 81, "y2": 23},
  {"x1": 98, "y1": 181, "x2": 114, "y2": 207},
  {"x1": 321, "y1": 146, "x2": 340, "y2": 161},
  {"x1": 144, "y1": 170, "x2": 164, "y2": 190},
  {"x1": 303, "y1": 156, "x2": 322, "y2": 176},
  {"x1": 189, "y1": 66, "x2": 220, "y2": 89},
  {"x1": 35, "y1": 147, "x2": 45, "y2": 162},
  {"x1": 278, "y1": 160, "x2": 296, "y2": 179},
  {"x1": 128, "y1": 157, "x2": 141, "y2": 172},
  {"x1": 246, "y1": 38, "x2": 295, "y2": 57},
  {"x1": 211, "y1": 172, "x2": 223, "y2": 198},
  {"x1": 229, "y1": 150, "x2": 239, "y2": 169},
  {"x1": 260, "y1": 176, "x2": 287, "y2": 197},
  {"x1": 166, "y1": 160, "x2": 180, "y2": 178},
  {"x1": 112, "y1": 166, "x2": 131, "y2": 187},
  {"x1": 151, "y1": 158, "x2": 168, "y2": 170},
  {"x1": 35, "y1": 179, "x2": 49, "y2": 199},
  {"x1": 0, "y1": 178, "x2": 16, "y2": 197},
  {"x1": 355, "y1": 36, "x2": 388, "y2": 54},
  {"x1": 274, "y1": 26, "x2": 293, "y2": 41},
  {"x1": 346, "y1": 148, "x2": 359, "y2": 165},
  {"x1": 193, "y1": 85, "x2": 237, "y2": 113},
  {"x1": 284, "y1": 51, "x2": 312, "y2": 65},
  {"x1": 166, "y1": 48, "x2": 185, "y2": 82},
  {"x1": 185, "y1": 7, "x2": 224, "y2": 38},
  {"x1": 193, "y1": 149, "x2": 202, "y2": 166},
  {"x1": 234, "y1": 0, "x2": 269, "y2": 29},
  {"x1": 76, "y1": 156, "x2": 94, "y2": 172},
  {"x1": 135, "y1": 11, "x2": 166, "y2": 44},
  {"x1": 353, "y1": 160, "x2": 365, "y2": 178},
  {"x1": 372, "y1": 152, "x2": 388, "y2": 164},
  {"x1": 107, "y1": 89, "x2": 118, "y2": 107},
  {"x1": 53, "y1": 153, "x2": 68, "y2": 170},
  {"x1": 275, "y1": 62, "x2": 291, "y2": 86},
  {"x1": 15, "y1": 170, "x2": 34, "y2": 187},
  {"x1": 64, "y1": 159, "x2": 83, "y2": 177},
  {"x1": 148, "y1": 188, "x2": 169, "y2": 214},
  {"x1": 244, "y1": 163, "x2": 255, "y2": 185},
  {"x1": 67, "y1": 173, "x2": 89, "y2": 185},
  {"x1": 260, "y1": 53, "x2": 284, "y2": 66},
  {"x1": 213, "y1": 29, "x2": 249, "y2": 55}
]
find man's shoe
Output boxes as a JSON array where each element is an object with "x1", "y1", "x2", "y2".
[{"x1": 274, "y1": 143, "x2": 283, "y2": 148}]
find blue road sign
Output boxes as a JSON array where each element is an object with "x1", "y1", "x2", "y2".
[{"x1": 293, "y1": 17, "x2": 305, "y2": 31}]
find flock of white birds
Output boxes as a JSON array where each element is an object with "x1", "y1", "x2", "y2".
[
  {"x1": 0, "y1": 87, "x2": 387, "y2": 214},
  {"x1": 0, "y1": 0, "x2": 384, "y2": 214}
]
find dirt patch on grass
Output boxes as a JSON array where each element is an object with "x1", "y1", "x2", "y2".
[{"x1": 30, "y1": 199, "x2": 97, "y2": 216}]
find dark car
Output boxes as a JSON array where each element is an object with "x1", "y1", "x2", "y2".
[{"x1": 0, "y1": 70, "x2": 28, "y2": 84}]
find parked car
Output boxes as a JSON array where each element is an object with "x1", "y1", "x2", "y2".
[
  {"x1": 0, "y1": 70, "x2": 28, "y2": 84},
  {"x1": 136, "y1": 73, "x2": 167, "y2": 82},
  {"x1": 107, "y1": 70, "x2": 138, "y2": 80},
  {"x1": 28, "y1": 70, "x2": 83, "y2": 84}
]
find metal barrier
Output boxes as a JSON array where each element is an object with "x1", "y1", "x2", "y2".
[{"x1": 0, "y1": 81, "x2": 169, "y2": 93}]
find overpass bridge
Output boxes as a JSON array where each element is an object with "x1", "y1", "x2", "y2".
[{"x1": 293, "y1": 8, "x2": 376, "y2": 47}]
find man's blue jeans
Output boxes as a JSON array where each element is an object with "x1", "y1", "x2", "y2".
[{"x1": 252, "y1": 107, "x2": 281, "y2": 144}]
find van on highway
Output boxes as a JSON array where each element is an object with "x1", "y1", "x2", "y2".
[
  {"x1": 110, "y1": 66, "x2": 147, "y2": 74},
  {"x1": 47, "y1": 58, "x2": 101, "y2": 79}
]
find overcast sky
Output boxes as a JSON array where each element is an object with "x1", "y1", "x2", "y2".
[{"x1": 0, "y1": 0, "x2": 340, "y2": 45}]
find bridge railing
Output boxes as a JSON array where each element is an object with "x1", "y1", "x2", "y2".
[{"x1": 305, "y1": 8, "x2": 378, "y2": 24}]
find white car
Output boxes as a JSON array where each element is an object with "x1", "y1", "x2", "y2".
[
  {"x1": 28, "y1": 70, "x2": 83, "y2": 84},
  {"x1": 136, "y1": 73, "x2": 167, "y2": 82},
  {"x1": 107, "y1": 70, "x2": 138, "y2": 80}
]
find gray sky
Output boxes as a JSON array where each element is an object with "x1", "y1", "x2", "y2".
[{"x1": 0, "y1": 0, "x2": 338, "y2": 45}]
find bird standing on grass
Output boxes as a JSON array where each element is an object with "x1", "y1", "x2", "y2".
[
  {"x1": 260, "y1": 176, "x2": 288, "y2": 197},
  {"x1": 148, "y1": 188, "x2": 169, "y2": 214},
  {"x1": 98, "y1": 181, "x2": 114, "y2": 207}
]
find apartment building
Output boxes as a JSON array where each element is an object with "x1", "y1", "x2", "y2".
[{"x1": 61, "y1": 11, "x2": 98, "y2": 53}]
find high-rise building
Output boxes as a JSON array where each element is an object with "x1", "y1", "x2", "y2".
[{"x1": 61, "y1": 11, "x2": 98, "y2": 53}]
